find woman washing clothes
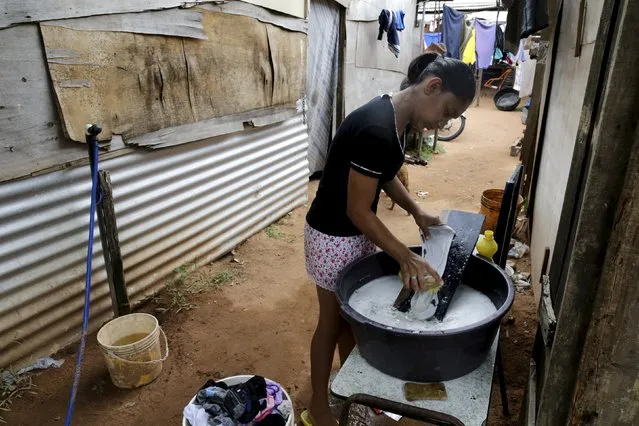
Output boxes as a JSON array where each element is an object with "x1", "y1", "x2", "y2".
[{"x1": 302, "y1": 52, "x2": 476, "y2": 426}]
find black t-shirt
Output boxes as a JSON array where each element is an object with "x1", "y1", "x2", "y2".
[{"x1": 306, "y1": 94, "x2": 406, "y2": 237}]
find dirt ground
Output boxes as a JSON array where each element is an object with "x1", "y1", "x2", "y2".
[{"x1": 4, "y1": 102, "x2": 536, "y2": 426}]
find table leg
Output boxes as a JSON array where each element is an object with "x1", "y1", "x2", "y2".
[
  {"x1": 496, "y1": 343, "x2": 510, "y2": 416},
  {"x1": 339, "y1": 394, "x2": 464, "y2": 426}
]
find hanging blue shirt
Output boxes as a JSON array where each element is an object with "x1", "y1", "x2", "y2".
[
  {"x1": 475, "y1": 19, "x2": 497, "y2": 69},
  {"x1": 377, "y1": 9, "x2": 405, "y2": 58},
  {"x1": 442, "y1": 5, "x2": 464, "y2": 59}
]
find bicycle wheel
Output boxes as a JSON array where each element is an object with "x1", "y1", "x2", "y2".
[{"x1": 437, "y1": 116, "x2": 466, "y2": 141}]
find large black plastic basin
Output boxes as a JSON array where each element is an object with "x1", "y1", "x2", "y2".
[{"x1": 336, "y1": 248, "x2": 514, "y2": 382}]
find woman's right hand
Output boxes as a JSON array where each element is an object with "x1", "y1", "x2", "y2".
[{"x1": 399, "y1": 249, "x2": 442, "y2": 292}]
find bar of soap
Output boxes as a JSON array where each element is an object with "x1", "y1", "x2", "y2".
[{"x1": 404, "y1": 382, "x2": 448, "y2": 401}]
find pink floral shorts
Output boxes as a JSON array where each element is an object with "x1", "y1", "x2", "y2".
[{"x1": 304, "y1": 222, "x2": 377, "y2": 292}]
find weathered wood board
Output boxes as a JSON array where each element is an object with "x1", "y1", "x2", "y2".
[
  {"x1": 0, "y1": 25, "x2": 88, "y2": 183},
  {"x1": 0, "y1": 0, "x2": 208, "y2": 30},
  {"x1": 0, "y1": 0, "x2": 307, "y2": 29},
  {"x1": 127, "y1": 105, "x2": 298, "y2": 149},
  {"x1": 40, "y1": 10, "x2": 307, "y2": 142},
  {"x1": 241, "y1": 0, "x2": 306, "y2": 19},
  {"x1": 267, "y1": 25, "x2": 307, "y2": 105},
  {"x1": 41, "y1": 9, "x2": 207, "y2": 39},
  {"x1": 199, "y1": 2, "x2": 308, "y2": 33}
]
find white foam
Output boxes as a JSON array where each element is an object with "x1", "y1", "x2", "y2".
[{"x1": 348, "y1": 275, "x2": 497, "y2": 332}]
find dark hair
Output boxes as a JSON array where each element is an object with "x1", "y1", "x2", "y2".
[{"x1": 400, "y1": 53, "x2": 475, "y2": 102}]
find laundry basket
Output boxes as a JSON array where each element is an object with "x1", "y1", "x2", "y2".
[{"x1": 182, "y1": 375, "x2": 295, "y2": 426}]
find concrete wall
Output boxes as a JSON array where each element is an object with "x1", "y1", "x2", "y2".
[
  {"x1": 530, "y1": 0, "x2": 604, "y2": 287},
  {"x1": 345, "y1": 0, "x2": 421, "y2": 114}
]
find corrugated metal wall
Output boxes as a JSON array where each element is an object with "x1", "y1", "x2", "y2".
[
  {"x1": 0, "y1": 115, "x2": 309, "y2": 368},
  {"x1": 306, "y1": 0, "x2": 340, "y2": 174}
]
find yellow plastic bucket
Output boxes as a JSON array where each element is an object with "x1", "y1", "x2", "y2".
[{"x1": 96, "y1": 313, "x2": 168, "y2": 389}]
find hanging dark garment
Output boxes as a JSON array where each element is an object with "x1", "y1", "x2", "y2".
[
  {"x1": 442, "y1": 5, "x2": 464, "y2": 59},
  {"x1": 496, "y1": 24, "x2": 505, "y2": 52},
  {"x1": 505, "y1": 0, "x2": 549, "y2": 49}
]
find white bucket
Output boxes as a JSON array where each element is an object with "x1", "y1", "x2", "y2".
[
  {"x1": 182, "y1": 375, "x2": 295, "y2": 426},
  {"x1": 96, "y1": 313, "x2": 168, "y2": 389}
]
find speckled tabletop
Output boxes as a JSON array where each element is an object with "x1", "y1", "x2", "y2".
[{"x1": 331, "y1": 335, "x2": 498, "y2": 426}]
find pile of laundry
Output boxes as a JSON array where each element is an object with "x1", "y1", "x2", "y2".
[{"x1": 184, "y1": 376, "x2": 291, "y2": 426}]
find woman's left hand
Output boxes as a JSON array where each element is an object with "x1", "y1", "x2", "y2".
[{"x1": 413, "y1": 210, "x2": 442, "y2": 239}]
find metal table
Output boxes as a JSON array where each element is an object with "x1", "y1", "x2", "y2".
[{"x1": 331, "y1": 335, "x2": 499, "y2": 426}]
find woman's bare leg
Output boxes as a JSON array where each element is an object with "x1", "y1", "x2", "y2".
[{"x1": 309, "y1": 286, "x2": 341, "y2": 426}]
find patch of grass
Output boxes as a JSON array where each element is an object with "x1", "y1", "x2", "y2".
[
  {"x1": 158, "y1": 263, "x2": 238, "y2": 313},
  {"x1": 172, "y1": 263, "x2": 192, "y2": 286},
  {"x1": 419, "y1": 142, "x2": 446, "y2": 161},
  {"x1": 209, "y1": 271, "x2": 235, "y2": 286},
  {"x1": 164, "y1": 278, "x2": 193, "y2": 313},
  {"x1": 192, "y1": 270, "x2": 236, "y2": 293},
  {"x1": 0, "y1": 370, "x2": 37, "y2": 424},
  {"x1": 265, "y1": 224, "x2": 286, "y2": 240}
]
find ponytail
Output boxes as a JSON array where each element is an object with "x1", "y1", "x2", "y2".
[
  {"x1": 405, "y1": 53, "x2": 439, "y2": 87},
  {"x1": 403, "y1": 53, "x2": 476, "y2": 103}
]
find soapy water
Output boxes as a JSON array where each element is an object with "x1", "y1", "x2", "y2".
[{"x1": 348, "y1": 275, "x2": 497, "y2": 332}]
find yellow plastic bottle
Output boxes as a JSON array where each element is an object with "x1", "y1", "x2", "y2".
[{"x1": 476, "y1": 230, "x2": 499, "y2": 261}]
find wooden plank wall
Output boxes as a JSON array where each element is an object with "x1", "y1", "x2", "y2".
[
  {"x1": 0, "y1": 2, "x2": 308, "y2": 182},
  {"x1": 535, "y1": 0, "x2": 639, "y2": 423},
  {"x1": 0, "y1": 25, "x2": 88, "y2": 183},
  {"x1": 570, "y1": 129, "x2": 639, "y2": 425},
  {"x1": 40, "y1": 10, "x2": 306, "y2": 142}
]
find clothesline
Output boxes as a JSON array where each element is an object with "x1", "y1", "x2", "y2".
[{"x1": 421, "y1": 4, "x2": 506, "y2": 70}]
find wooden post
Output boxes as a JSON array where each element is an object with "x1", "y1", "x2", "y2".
[
  {"x1": 97, "y1": 170, "x2": 130, "y2": 317},
  {"x1": 335, "y1": 6, "x2": 347, "y2": 128},
  {"x1": 536, "y1": 0, "x2": 639, "y2": 423},
  {"x1": 432, "y1": 128, "x2": 438, "y2": 152},
  {"x1": 520, "y1": 61, "x2": 546, "y2": 198},
  {"x1": 518, "y1": 359, "x2": 537, "y2": 426},
  {"x1": 474, "y1": 69, "x2": 482, "y2": 107},
  {"x1": 525, "y1": 0, "x2": 562, "y2": 227},
  {"x1": 420, "y1": 0, "x2": 426, "y2": 52}
]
